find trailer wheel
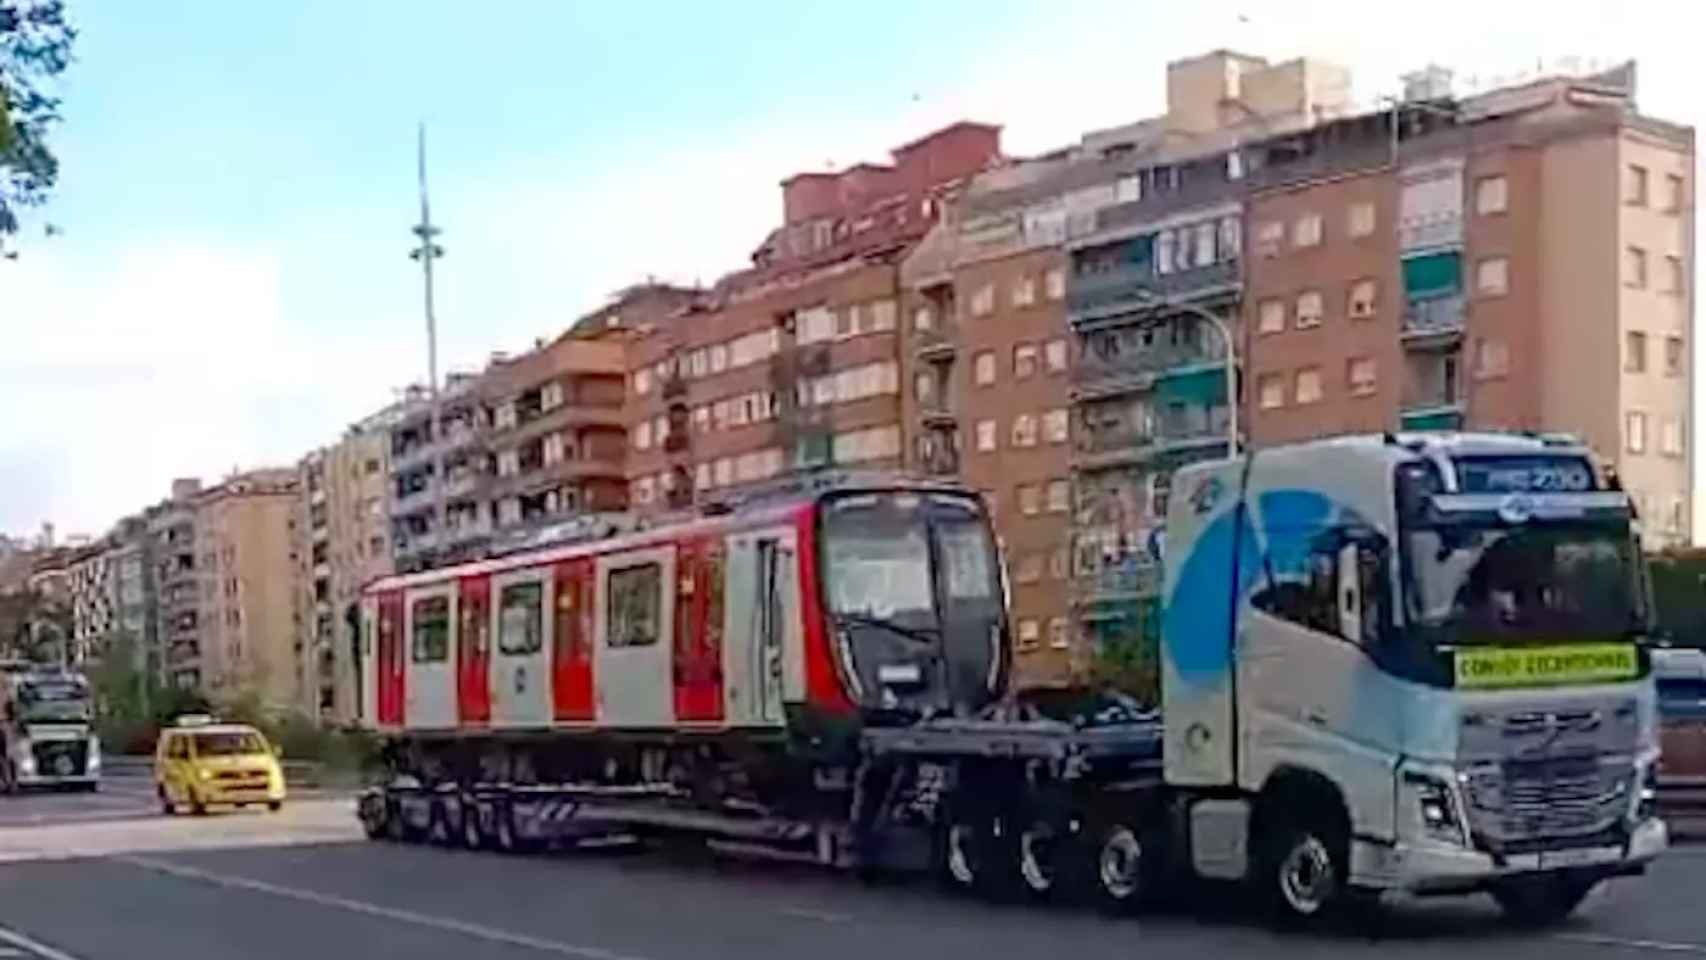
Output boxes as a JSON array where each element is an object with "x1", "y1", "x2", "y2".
[
  {"x1": 937, "y1": 812, "x2": 1020, "y2": 899},
  {"x1": 938, "y1": 819, "x2": 984, "y2": 892},
  {"x1": 1492, "y1": 875, "x2": 1597, "y2": 926},
  {"x1": 358, "y1": 793, "x2": 388, "y2": 840},
  {"x1": 493, "y1": 803, "x2": 538, "y2": 854},
  {"x1": 460, "y1": 797, "x2": 487, "y2": 850},
  {"x1": 1016, "y1": 819, "x2": 1063, "y2": 899},
  {"x1": 430, "y1": 795, "x2": 461, "y2": 847},
  {"x1": 384, "y1": 798, "x2": 407, "y2": 841}
]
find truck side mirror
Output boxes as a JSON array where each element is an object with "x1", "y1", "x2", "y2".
[{"x1": 1337, "y1": 543, "x2": 1363, "y2": 645}]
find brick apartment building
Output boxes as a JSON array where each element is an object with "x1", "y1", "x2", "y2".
[{"x1": 621, "y1": 123, "x2": 1003, "y2": 513}]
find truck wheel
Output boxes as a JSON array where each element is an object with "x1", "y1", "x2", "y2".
[
  {"x1": 1072, "y1": 819, "x2": 1150, "y2": 913},
  {"x1": 1493, "y1": 876, "x2": 1597, "y2": 926},
  {"x1": 936, "y1": 812, "x2": 1020, "y2": 900},
  {"x1": 461, "y1": 797, "x2": 487, "y2": 850},
  {"x1": 493, "y1": 804, "x2": 538, "y2": 854},
  {"x1": 358, "y1": 794, "x2": 388, "y2": 840},
  {"x1": 1259, "y1": 816, "x2": 1347, "y2": 925}
]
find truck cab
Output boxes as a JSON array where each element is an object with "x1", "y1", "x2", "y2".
[
  {"x1": 1162, "y1": 432, "x2": 1665, "y2": 922},
  {"x1": 0, "y1": 667, "x2": 100, "y2": 792}
]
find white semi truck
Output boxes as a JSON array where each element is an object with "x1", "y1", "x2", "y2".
[
  {"x1": 359, "y1": 433, "x2": 1665, "y2": 925},
  {"x1": 0, "y1": 664, "x2": 100, "y2": 792}
]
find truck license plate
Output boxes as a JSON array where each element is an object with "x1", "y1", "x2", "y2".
[
  {"x1": 1539, "y1": 846, "x2": 1620, "y2": 870},
  {"x1": 878, "y1": 664, "x2": 921, "y2": 684}
]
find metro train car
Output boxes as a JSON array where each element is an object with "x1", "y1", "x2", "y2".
[{"x1": 355, "y1": 475, "x2": 1010, "y2": 804}]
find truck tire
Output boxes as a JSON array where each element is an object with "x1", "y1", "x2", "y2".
[
  {"x1": 1072, "y1": 818, "x2": 1151, "y2": 913},
  {"x1": 1258, "y1": 814, "x2": 1348, "y2": 926},
  {"x1": 493, "y1": 803, "x2": 539, "y2": 854},
  {"x1": 936, "y1": 811, "x2": 1020, "y2": 900},
  {"x1": 461, "y1": 797, "x2": 487, "y2": 850},
  {"x1": 431, "y1": 795, "x2": 461, "y2": 847},
  {"x1": 1016, "y1": 818, "x2": 1064, "y2": 900},
  {"x1": 1492, "y1": 875, "x2": 1597, "y2": 926}
]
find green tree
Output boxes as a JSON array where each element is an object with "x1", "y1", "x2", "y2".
[{"x1": 0, "y1": 0, "x2": 75, "y2": 235}]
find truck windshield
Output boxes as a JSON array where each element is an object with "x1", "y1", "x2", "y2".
[
  {"x1": 17, "y1": 679, "x2": 90, "y2": 722},
  {"x1": 1403, "y1": 522, "x2": 1647, "y2": 646}
]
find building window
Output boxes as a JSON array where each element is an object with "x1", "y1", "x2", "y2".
[
  {"x1": 1017, "y1": 619, "x2": 1040, "y2": 651},
  {"x1": 914, "y1": 372, "x2": 935, "y2": 404},
  {"x1": 1293, "y1": 213, "x2": 1323, "y2": 248},
  {"x1": 1044, "y1": 338, "x2": 1068, "y2": 373},
  {"x1": 1258, "y1": 298, "x2": 1285, "y2": 334},
  {"x1": 1045, "y1": 267, "x2": 1066, "y2": 300},
  {"x1": 974, "y1": 351, "x2": 997, "y2": 386},
  {"x1": 971, "y1": 284, "x2": 995, "y2": 317},
  {"x1": 633, "y1": 370, "x2": 652, "y2": 396},
  {"x1": 1347, "y1": 356, "x2": 1377, "y2": 396},
  {"x1": 1295, "y1": 367, "x2": 1324, "y2": 405},
  {"x1": 1254, "y1": 220, "x2": 1284, "y2": 257},
  {"x1": 1018, "y1": 484, "x2": 1041, "y2": 516},
  {"x1": 975, "y1": 419, "x2": 997, "y2": 452},
  {"x1": 1666, "y1": 174, "x2": 1685, "y2": 214},
  {"x1": 1046, "y1": 479, "x2": 1071, "y2": 514},
  {"x1": 1666, "y1": 336, "x2": 1685, "y2": 377},
  {"x1": 1044, "y1": 409, "x2": 1069, "y2": 444},
  {"x1": 1626, "y1": 246, "x2": 1648, "y2": 288},
  {"x1": 1011, "y1": 414, "x2": 1038, "y2": 448},
  {"x1": 1665, "y1": 255, "x2": 1685, "y2": 296},
  {"x1": 1627, "y1": 411, "x2": 1648, "y2": 454},
  {"x1": 1348, "y1": 278, "x2": 1377, "y2": 319},
  {"x1": 1475, "y1": 175, "x2": 1508, "y2": 215},
  {"x1": 1626, "y1": 330, "x2": 1648, "y2": 373},
  {"x1": 633, "y1": 421, "x2": 652, "y2": 452},
  {"x1": 1476, "y1": 256, "x2": 1508, "y2": 297},
  {"x1": 1671, "y1": 498, "x2": 1686, "y2": 534},
  {"x1": 1662, "y1": 417, "x2": 1684, "y2": 457},
  {"x1": 1626, "y1": 164, "x2": 1649, "y2": 206},
  {"x1": 1049, "y1": 547, "x2": 1069, "y2": 580},
  {"x1": 870, "y1": 299, "x2": 897, "y2": 332},
  {"x1": 1475, "y1": 337, "x2": 1509, "y2": 380},
  {"x1": 1011, "y1": 277, "x2": 1036, "y2": 308},
  {"x1": 1295, "y1": 290, "x2": 1324, "y2": 328},
  {"x1": 1016, "y1": 554, "x2": 1043, "y2": 584},
  {"x1": 1258, "y1": 372, "x2": 1286, "y2": 410},
  {"x1": 1013, "y1": 343, "x2": 1038, "y2": 379},
  {"x1": 913, "y1": 305, "x2": 934, "y2": 331},
  {"x1": 1346, "y1": 201, "x2": 1376, "y2": 238},
  {"x1": 1048, "y1": 617, "x2": 1070, "y2": 650}
]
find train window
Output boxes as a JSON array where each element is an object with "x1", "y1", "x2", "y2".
[
  {"x1": 938, "y1": 513, "x2": 997, "y2": 602},
  {"x1": 498, "y1": 583, "x2": 544, "y2": 656},
  {"x1": 411, "y1": 597, "x2": 450, "y2": 663},
  {"x1": 607, "y1": 563, "x2": 662, "y2": 648}
]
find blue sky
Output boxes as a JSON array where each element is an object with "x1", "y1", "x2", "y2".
[{"x1": 0, "y1": 0, "x2": 1697, "y2": 536}]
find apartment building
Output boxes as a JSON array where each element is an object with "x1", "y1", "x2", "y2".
[
  {"x1": 624, "y1": 123, "x2": 1002, "y2": 513},
  {"x1": 482, "y1": 335, "x2": 628, "y2": 534},
  {"x1": 294, "y1": 404, "x2": 398, "y2": 723},
  {"x1": 66, "y1": 516, "x2": 155, "y2": 669},
  {"x1": 194, "y1": 469, "x2": 301, "y2": 709},
  {"x1": 1242, "y1": 63, "x2": 1695, "y2": 547},
  {"x1": 389, "y1": 372, "x2": 488, "y2": 572},
  {"x1": 150, "y1": 479, "x2": 204, "y2": 690}
]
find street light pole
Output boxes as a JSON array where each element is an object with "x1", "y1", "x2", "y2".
[
  {"x1": 409, "y1": 123, "x2": 447, "y2": 564},
  {"x1": 1136, "y1": 292, "x2": 1239, "y2": 457}
]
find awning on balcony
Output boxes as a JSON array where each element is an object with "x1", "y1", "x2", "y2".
[
  {"x1": 1400, "y1": 409, "x2": 1464, "y2": 432},
  {"x1": 1157, "y1": 367, "x2": 1225, "y2": 406},
  {"x1": 1401, "y1": 250, "x2": 1462, "y2": 300}
]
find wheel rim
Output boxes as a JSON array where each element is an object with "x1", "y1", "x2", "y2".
[
  {"x1": 463, "y1": 801, "x2": 482, "y2": 849},
  {"x1": 1279, "y1": 835, "x2": 1335, "y2": 915},
  {"x1": 946, "y1": 824, "x2": 977, "y2": 886},
  {"x1": 496, "y1": 809, "x2": 515, "y2": 851},
  {"x1": 1018, "y1": 823, "x2": 1056, "y2": 893},
  {"x1": 1098, "y1": 827, "x2": 1143, "y2": 901}
]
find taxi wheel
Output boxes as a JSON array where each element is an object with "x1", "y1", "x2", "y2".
[
  {"x1": 157, "y1": 785, "x2": 174, "y2": 815},
  {"x1": 189, "y1": 790, "x2": 208, "y2": 816},
  {"x1": 267, "y1": 801, "x2": 283, "y2": 812}
]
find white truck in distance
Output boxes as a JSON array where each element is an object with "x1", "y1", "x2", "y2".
[{"x1": 0, "y1": 663, "x2": 100, "y2": 792}]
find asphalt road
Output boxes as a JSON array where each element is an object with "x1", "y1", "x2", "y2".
[{"x1": 0, "y1": 776, "x2": 1705, "y2": 960}]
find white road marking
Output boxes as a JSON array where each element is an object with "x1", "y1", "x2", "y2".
[
  {"x1": 1557, "y1": 933, "x2": 1706, "y2": 955},
  {"x1": 115, "y1": 854, "x2": 656, "y2": 960},
  {"x1": 0, "y1": 924, "x2": 86, "y2": 960},
  {"x1": 776, "y1": 906, "x2": 851, "y2": 923}
]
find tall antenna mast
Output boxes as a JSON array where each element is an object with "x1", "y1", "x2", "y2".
[{"x1": 408, "y1": 123, "x2": 447, "y2": 567}]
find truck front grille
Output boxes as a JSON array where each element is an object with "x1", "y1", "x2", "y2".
[
  {"x1": 1462, "y1": 755, "x2": 1631, "y2": 847},
  {"x1": 31, "y1": 740, "x2": 87, "y2": 777}
]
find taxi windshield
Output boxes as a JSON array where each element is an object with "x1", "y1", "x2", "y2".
[{"x1": 193, "y1": 732, "x2": 268, "y2": 756}]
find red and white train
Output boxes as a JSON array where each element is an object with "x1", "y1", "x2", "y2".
[{"x1": 356, "y1": 476, "x2": 1011, "y2": 793}]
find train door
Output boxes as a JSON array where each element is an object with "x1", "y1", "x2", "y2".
[
  {"x1": 552, "y1": 559, "x2": 595, "y2": 723},
  {"x1": 593, "y1": 545, "x2": 675, "y2": 727},
  {"x1": 403, "y1": 584, "x2": 457, "y2": 730},
  {"x1": 491, "y1": 566, "x2": 552, "y2": 728},
  {"x1": 457, "y1": 575, "x2": 492, "y2": 727},
  {"x1": 673, "y1": 538, "x2": 726, "y2": 725},
  {"x1": 376, "y1": 591, "x2": 404, "y2": 728},
  {"x1": 722, "y1": 529, "x2": 792, "y2": 728}
]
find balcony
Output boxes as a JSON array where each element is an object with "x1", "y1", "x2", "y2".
[
  {"x1": 1068, "y1": 260, "x2": 1239, "y2": 328},
  {"x1": 914, "y1": 325, "x2": 959, "y2": 361},
  {"x1": 1073, "y1": 408, "x2": 1232, "y2": 472},
  {"x1": 1072, "y1": 349, "x2": 1228, "y2": 403},
  {"x1": 661, "y1": 375, "x2": 687, "y2": 399},
  {"x1": 663, "y1": 431, "x2": 690, "y2": 453},
  {"x1": 392, "y1": 483, "x2": 436, "y2": 516},
  {"x1": 1401, "y1": 295, "x2": 1466, "y2": 348},
  {"x1": 919, "y1": 397, "x2": 957, "y2": 427},
  {"x1": 1073, "y1": 561, "x2": 1162, "y2": 607},
  {"x1": 444, "y1": 517, "x2": 492, "y2": 548},
  {"x1": 309, "y1": 487, "x2": 326, "y2": 508}
]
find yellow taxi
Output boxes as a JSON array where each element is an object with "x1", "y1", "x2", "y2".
[{"x1": 154, "y1": 715, "x2": 286, "y2": 814}]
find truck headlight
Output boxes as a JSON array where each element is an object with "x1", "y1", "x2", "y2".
[
  {"x1": 1403, "y1": 769, "x2": 1467, "y2": 845},
  {"x1": 87, "y1": 740, "x2": 101, "y2": 773},
  {"x1": 15, "y1": 754, "x2": 34, "y2": 776},
  {"x1": 197, "y1": 768, "x2": 213, "y2": 781}
]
